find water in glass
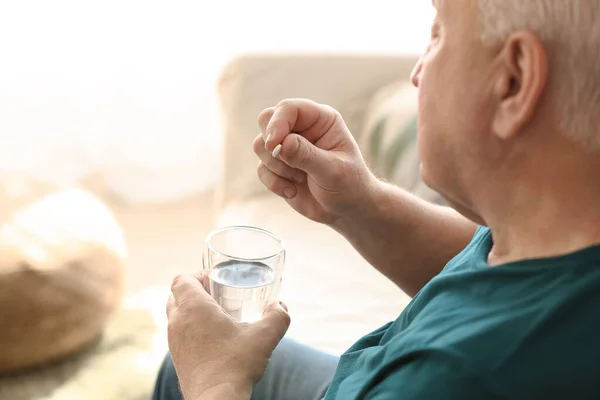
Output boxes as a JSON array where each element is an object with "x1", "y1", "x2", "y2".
[{"x1": 208, "y1": 260, "x2": 276, "y2": 322}]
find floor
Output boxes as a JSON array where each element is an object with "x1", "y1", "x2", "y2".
[{"x1": 108, "y1": 190, "x2": 217, "y2": 294}]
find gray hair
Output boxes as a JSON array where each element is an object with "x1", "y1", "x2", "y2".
[{"x1": 478, "y1": 0, "x2": 600, "y2": 149}]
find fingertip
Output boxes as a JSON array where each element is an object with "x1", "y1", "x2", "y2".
[
  {"x1": 264, "y1": 117, "x2": 288, "y2": 151},
  {"x1": 263, "y1": 301, "x2": 291, "y2": 324},
  {"x1": 283, "y1": 187, "x2": 297, "y2": 199},
  {"x1": 272, "y1": 144, "x2": 282, "y2": 159},
  {"x1": 171, "y1": 273, "x2": 203, "y2": 297},
  {"x1": 252, "y1": 302, "x2": 291, "y2": 345},
  {"x1": 278, "y1": 301, "x2": 288, "y2": 312},
  {"x1": 264, "y1": 129, "x2": 276, "y2": 149},
  {"x1": 282, "y1": 132, "x2": 301, "y2": 151},
  {"x1": 263, "y1": 301, "x2": 289, "y2": 314},
  {"x1": 278, "y1": 133, "x2": 300, "y2": 161},
  {"x1": 195, "y1": 270, "x2": 209, "y2": 284}
]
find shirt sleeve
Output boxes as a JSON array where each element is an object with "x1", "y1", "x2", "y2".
[{"x1": 362, "y1": 351, "x2": 497, "y2": 400}]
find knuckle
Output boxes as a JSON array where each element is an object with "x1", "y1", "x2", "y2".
[
  {"x1": 257, "y1": 107, "x2": 275, "y2": 128},
  {"x1": 171, "y1": 274, "x2": 184, "y2": 291},
  {"x1": 276, "y1": 98, "x2": 294, "y2": 109},
  {"x1": 267, "y1": 118, "x2": 287, "y2": 136},
  {"x1": 167, "y1": 319, "x2": 180, "y2": 337},
  {"x1": 319, "y1": 102, "x2": 339, "y2": 117},
  {"x1": 320, "y1": 104, "x2": 342, "y2": 130},
  {"x1": 167, "y1": 319, "x2": 175, "y2": 331},
  {"x1": 325, "y1": 104, "x2": 341, "y2": 118},
  {"x1": 328, "y1": 158, "x2": 347, "y2": 182},
  {"x1": 177, "y1": 297, "x2": 197, "y2": 312},
  {"x1": 296, "y1": 141, "x2": 312, "y2": 165},
  {"x1": 320, "y1": 103, "x2": 334, "y2": 113}
]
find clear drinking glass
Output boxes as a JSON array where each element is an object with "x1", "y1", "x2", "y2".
[{"x1": 202, "y1": 226, "x2": 285, "y2": 323}]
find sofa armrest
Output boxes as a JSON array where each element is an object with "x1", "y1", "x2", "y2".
[{"x1": 215, "y1": 53, "x2": 419, "y2": 210}]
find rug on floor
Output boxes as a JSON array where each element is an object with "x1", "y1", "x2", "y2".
[{"x1": 0, "y1": 287, "x2": 170, "y2": 400}]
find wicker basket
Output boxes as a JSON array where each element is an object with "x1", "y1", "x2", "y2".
[{"x1": 0, "y1": 178, "x2": 126, "y2": 374}]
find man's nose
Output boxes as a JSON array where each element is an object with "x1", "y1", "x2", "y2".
[{"x1": 410, "y1": 59, "x2": 422, "y2": 88}]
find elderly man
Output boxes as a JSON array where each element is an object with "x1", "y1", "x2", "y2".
[{"x1": 154, "y1": 0, "x2": 600, "y2": 399}]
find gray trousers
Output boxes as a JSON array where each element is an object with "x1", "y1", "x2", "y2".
[{"x1": 152, "y1": 338, "x2": 339, "y2": 400}]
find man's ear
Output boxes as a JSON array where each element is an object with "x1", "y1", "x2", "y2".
[{"x1": 492, "y1": 30, "x2": 548, "y2": 140}]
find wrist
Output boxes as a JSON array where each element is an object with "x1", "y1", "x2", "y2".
[
  {"x1": 330, "y1": 172, "x2": 385, "y2": 231},
  {"x1": 194, "y1": 382, "x2": 252, "y2": 400},
  {"x1": 183, "y1": 369, "x2": 253, "y2": 400}
]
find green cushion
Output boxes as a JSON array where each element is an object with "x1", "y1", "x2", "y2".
[{"x1": 359, "y1": 82, "x2": 444, "y2": 204}]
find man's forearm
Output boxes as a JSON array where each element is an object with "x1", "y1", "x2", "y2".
[{"x1": 331, "y1": 180, "x2": 477, "y2": 297}]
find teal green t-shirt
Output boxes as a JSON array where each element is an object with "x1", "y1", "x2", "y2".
[{"x1": 323, "y1": 227, "x2": 600, "y2": 399}]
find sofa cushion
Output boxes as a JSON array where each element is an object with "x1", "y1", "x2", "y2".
[
  {"x1": 358, "y1": 82, "x2": 444, "y2": 204},
  {"x1": 0, "y1": 181, "x2": 126, "y2": 374}
]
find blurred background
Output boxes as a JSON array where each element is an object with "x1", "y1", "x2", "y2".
[
  {"x1": 0, "y1": 0, "x2": 432, "y2": 203},
  {"x1": 0, "y1": 0, "x2": 434, "y2": 291},
  {"x1": 0, "y1": 1, "x2": 435, "y2": 398}
]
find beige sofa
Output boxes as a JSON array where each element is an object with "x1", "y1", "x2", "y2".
[{"x1": 214, "y1": 53, "x2": 425, "y2": 355}]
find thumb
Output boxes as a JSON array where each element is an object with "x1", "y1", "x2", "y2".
[
  {"x1": 252, "y1": 302, "x2": 291, "y2": 348},
  {"x1": 280, "y1": 134, "x2": 335, "y2": 178}
]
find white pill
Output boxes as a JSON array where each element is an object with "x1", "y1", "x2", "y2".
[{"x1": 272, "y1": 144, "x2": 282, "y2": 159}]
